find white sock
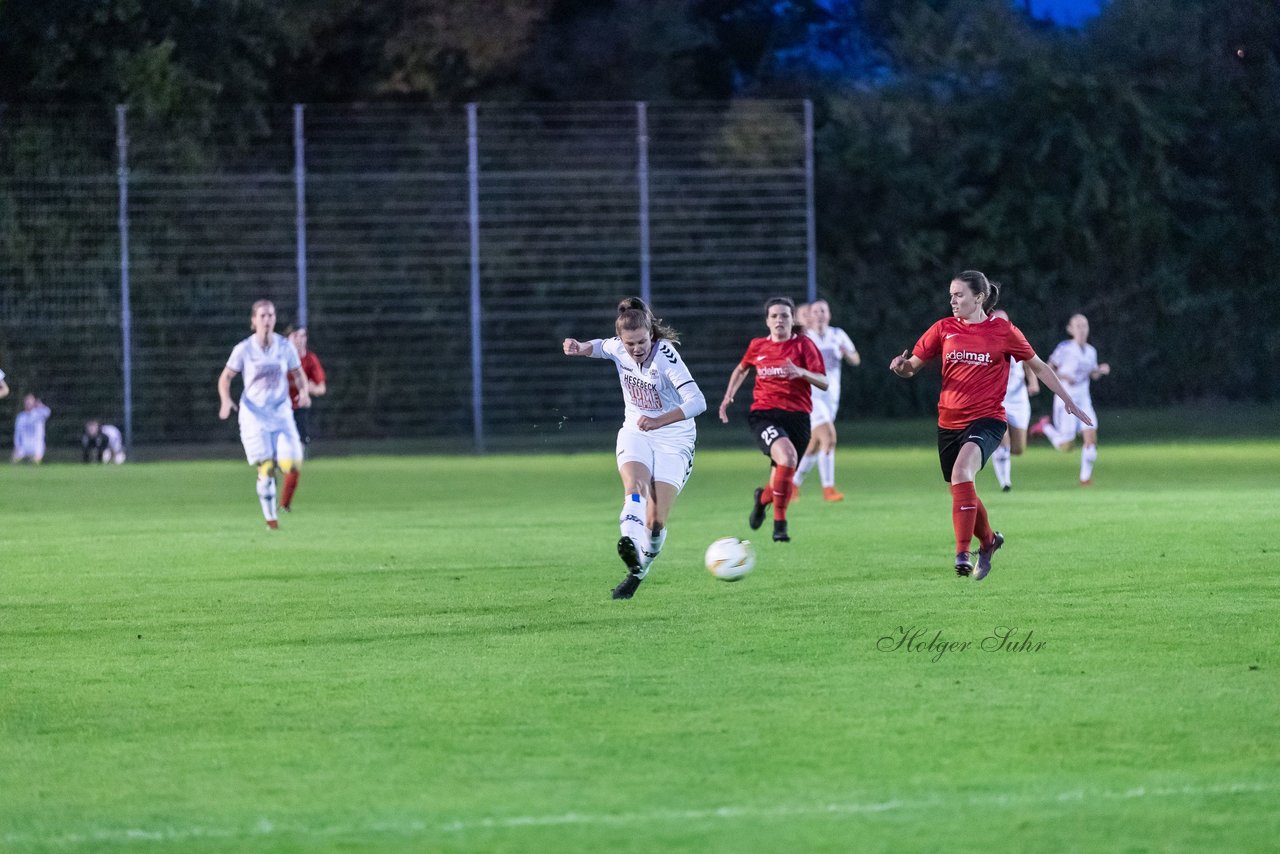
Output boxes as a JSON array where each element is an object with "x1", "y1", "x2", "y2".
[
  {"x1": 619, "y1": 493, "x2": 651, "y2": 566},
  {"x1": 642, "y1": 527, "x2": 668, "y2": 574},
  {"x1": 256, "y1": 474, "x2": 277, "y2": 521},
  {"x1": 991, "y1": 444, "x2": 1012, "y2": 488},
  {"x1": 818, "y1": 449, "x2": 836, "y2": 488},
  {"x1": 793, "y1": 453, "x2": 818, "y2": 486},
  {"x1": 1081, "y1": 444, "x2": 1097, "y2": 481}
]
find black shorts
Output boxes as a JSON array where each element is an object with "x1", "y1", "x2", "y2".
[
  {"x1": 937, "y1": 418, "x2": 1007, "y2": 482},
  {"x1": 747, "y1": 409, "x2": 811, "y2": 460},
  {"x1": 293, "y1": 407, "x2": 311, "y2": 445}
]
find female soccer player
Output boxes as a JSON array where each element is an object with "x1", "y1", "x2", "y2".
[
  {"x1": 890, "y1": 272, "x2": 1089, "y2": 580},
  {"x1": 217, "y1": 300, "x2": 310, "y2": 529},
  {"x1": 719, "y1": 296, "x2": 827, "y2": 543},
  {"x1": 1031, "y1": 313, "x2": 1111, "y2": 486},
  {"x1": 792, "y1": 298, "x2": 861, "y2": 501},
  {"x1": 562, "y1": 297, "x2": 706, "y2": 600},
  {"x1": 281, "y1": 325, "x2": 328, "y2": 511},
  {"x1": 13, "y1": 394, "x2": 51, "y2": 464},
  {"x1": 988, "y1": 308, "x2": 1039, "y2": 492}
]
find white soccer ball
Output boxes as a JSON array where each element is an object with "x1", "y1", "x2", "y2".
[{"x1": 705, "y1": 537, "x2": 755, "y2": 582}]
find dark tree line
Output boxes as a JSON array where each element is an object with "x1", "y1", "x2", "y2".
[{"x1": 2, "y1": 0, "x2": 1278, "y2": 413}]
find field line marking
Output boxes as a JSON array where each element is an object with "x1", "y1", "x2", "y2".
[{"x1": 3, "y1": 780, "x2": 1275, "y2": 846}]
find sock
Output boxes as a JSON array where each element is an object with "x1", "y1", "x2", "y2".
[
  {"x1": 991, "y1": 444, "x2": 1012, "y2": 488},
  {"x1": 794, "y1": 453, "x2": 818, "y2": 486},
  {"x1": 619, "y1": 493, "x2": 651, "y2": 561},
  {"x1": 1081, "y1": 444, "x2": 1097, "y2": 481},
  {"x1": 643, "y1": 525, "x2": 668, "y2": 572},
  {"x1": 281, "y1": 469, "x2": 300, "y2": 508},
  {"x1": 256, "y1": 470, "x2": 278, "y2": 522},
  {"x1": 973, "y1": 496, "x2": 993, "y2": 546},
  {"x1": 950, "y1": 481, "x2": 979, "y2": 555},
  {"x1": 772, "y1": 465, "x2": 796, "y2": 521},
  {"x1": 818, "y1": 449, "x2": 836, "y2": 488}
]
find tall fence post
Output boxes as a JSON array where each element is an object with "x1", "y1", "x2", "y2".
[
  {"x1": 804, "y1": 99, "x2": 817, "y2": 303},
  {"x1": 115, "y1": 105, "x2": 134, "y2": 452},
  {"x1": 467, "y1": 103, "x2": 486, "y2": 453},
  {"x1": 294, "y1": 104, "x2": 309, "y2": 327},
  {"x1": 636, "y1": 101, "x2": 651, "y2": 305}
]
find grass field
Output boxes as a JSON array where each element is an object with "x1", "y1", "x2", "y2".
[{"x1": 2, "y1": 438, "x2": 1278, "y2": 852}]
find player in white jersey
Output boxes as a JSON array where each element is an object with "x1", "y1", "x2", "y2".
[
  {"x1": 1031, "y1": 313, "x2": 1110, "y2": 485},
  {"x1": 13, "y1": 394, "x2": 51, "y2": 464},
  {"x1": 792, "y1": 299, "x2": 860, "y2": 501},
  {"x1": 217, "y1": 300, "x2": 310, "y2": 528},
  {"x1": 563, "y1": 297, "x2": 706, "y2": 600},
  {"x1": 987, "y1": 310, "x2": 1040, "y2": 491}
]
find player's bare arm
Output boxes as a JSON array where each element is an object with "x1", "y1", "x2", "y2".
[
  {"x1": 291, "y1": 368, "x2": 311, "y2": 409},
  {"x1": 844, "y1": 348, "x2": 862, "y2": 367},
  {"x1": 781, "y1": 359, "x2": 829, "y2": 391},
  {"x1": 1026, "y1": 356, "x2": 1094, "y2": 427},
  {"x1": 719, "y1": 364, "x2": 751, "y2": 423},
  {"x1": 890, "y1": 350, "x2": 923, "y2": 379},
  {"x1": 1024, "y1": 363, "x2": 1041, "y2": 395},
  {"x1": 0, "y1": 379, "x2": 8, "y2": 399},
  {"x1": 1092, "y1": 363, "x2": 1111, "y2": 380},
  {"x1": 562, "y1": 338, "x2": 593, "y2": 356},
  {"x1": 217, "y1": 367, "x2": 239, "y2": 419},
  {"x1": 308, "y1": 379, "x2": 327, "y2": 397}
]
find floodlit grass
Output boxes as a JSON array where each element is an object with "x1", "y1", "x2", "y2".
[{"x1": 2, "y1": 440, "x2": 1278, "y2": 852}]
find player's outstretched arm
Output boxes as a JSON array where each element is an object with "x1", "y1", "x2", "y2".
[
  {"x1": 719, "y1": 364, "x2": 751, "y2": 423},
  {"x1": 562, "y1": 338, "x2": 594, "y2": 357}
]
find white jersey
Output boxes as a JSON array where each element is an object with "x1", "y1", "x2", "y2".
[
  {"x1": 590, "y1": 337, "x2": 704, "y2": 444},
  {"x1": 806, "y1": 326, "x2": 857, "y2": 403},
  {"x1": 1048, "y1": 340, "x2": 1099, "y2": 401},
  {"x1": 226, "y1": 333, "x2": 300, "y2": 429},
  {"x1": 1004, "y1": 357, "x2": 1028, "y2": 401},
  {"x1": 14, "y1": 404, "x2": 51, "y2": 452},
  {"x1": 101, "y1": 423, "x2": 124, "y2": 452}
]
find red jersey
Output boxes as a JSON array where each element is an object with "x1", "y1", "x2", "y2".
[
  {"x1": 913, "y1": 316, "x2": 1035, "y2": 429},
  {"x1": 740, "y1": 334, "x2": 825, "y2": 413},
  {"x1": 288, "y1": 350, "x2": 326, "y2": 409}
]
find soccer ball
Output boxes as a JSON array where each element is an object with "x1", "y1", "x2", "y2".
[{"x1": 705, "y1": 537, "x2": 755, "y2": 581}]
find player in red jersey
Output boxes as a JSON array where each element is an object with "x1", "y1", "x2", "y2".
[
  {"x1": 890, "y1": 272, "x2": 1090, "y2": 580},
  {"x1": 281, "y1": 326, "x2": 327, "y2": 512},
  {"x1": 719, "y1": 297, "x2": 828, "y2": 543}
]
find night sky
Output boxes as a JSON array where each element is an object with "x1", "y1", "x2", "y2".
[{"x1": 1029, "y1": 0, "x2": 1105, "y2": 26}]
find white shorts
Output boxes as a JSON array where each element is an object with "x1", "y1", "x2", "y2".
[
  {"x1": 616, "y1": 428, "x2": 695, "y2": 492},
  {"x1": 1003, "y1": 393, "x2": 1031, "y2": 431},
  {"x1": 239, "y1": 416, "x2": 303, "y2": 465},
  {"x1": 13, "y1": 437, "x2": 45, "y2": 460},
  {"x1": 1051, "y1": 394, "x2": 1097, "y2": 442},
  {"x1": 809, "y1": 394, "x2": 837, "y2": 428}
]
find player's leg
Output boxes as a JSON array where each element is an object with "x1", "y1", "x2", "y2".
[
  {"x1": 944, "y1": 421, "x2": 1003, "y2": 577},
  {"x1": 643, "y1": 442, "x2": 692, "y2": 571},
  {"x1": 793, "y1": 403, "x2": 827, "y2": 492},
  {"x1": 277, "y1": 426, "x2": 304, "y2": 511},
  {"x1": 991, "y1": 431, "x2": 1013, "y2": 491},
  {"x1": 766, "y1": 414, "x2": 805, "y2": 542},
  {"x1": 241, "y1": 423, "x2": 278, "y2": 527},
  {"x1": 815, "y1": 422, "x2": 843, "y2": 500},
  {"x1": 1043, "y1": 396, "x2": 1076, "y2": 450},
  {"x1": 1080, "y1": 426, "x2": 1099, "y2": 485}
]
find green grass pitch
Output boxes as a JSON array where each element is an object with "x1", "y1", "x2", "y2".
[{"x1": 2, "y1": 439, "x2": 1278, "y2": 851}]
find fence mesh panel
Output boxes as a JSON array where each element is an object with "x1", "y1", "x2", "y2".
[{"x1": 0, "y1": 101, "x2": 809, "y2": 454}]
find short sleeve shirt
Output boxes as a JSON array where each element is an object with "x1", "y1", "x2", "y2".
[
  {"x1": 913, "y1": 316, "x2": 1035, "y2": 429},
  {"x1": 740, "y1": 334, "x2": 825, "y2": 413}
]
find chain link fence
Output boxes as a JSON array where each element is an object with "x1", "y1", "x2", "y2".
[{"x1": 0, "y1": 101, "x2": 813, "y2": 455}]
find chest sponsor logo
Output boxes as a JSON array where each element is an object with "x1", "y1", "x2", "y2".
[
  {"x1": 946, "y1": 349, "x2": 993, "y2": 367},
  {"x1": 623, "y1": 374, "x2": 661, "y2": 410}
]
